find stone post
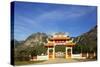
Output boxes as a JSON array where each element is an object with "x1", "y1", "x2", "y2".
[
  {"x1": 52, "y1": 46, "x2": 55, "y2": 59},
  {"x1": 70, "y1": 47, "x2": 72, "y2": 57},
  {"x1": 65, "y1": 47, "x2": 68, "y2": 59},
  {"x1": 47, "y1": 47, "x2": 49, "y2": 60}
]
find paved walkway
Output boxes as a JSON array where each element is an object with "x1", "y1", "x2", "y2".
[{"x1": 35, "y1": 58, "x2": 84, "y2": 64}]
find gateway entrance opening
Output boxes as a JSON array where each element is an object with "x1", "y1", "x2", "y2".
[{"x1": 55, "y1": 45, "x2": 65, "y2": 58}]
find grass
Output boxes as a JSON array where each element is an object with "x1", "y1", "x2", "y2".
[{"x1": 15, "y1": 60, "x2": 46, "y2": 65}]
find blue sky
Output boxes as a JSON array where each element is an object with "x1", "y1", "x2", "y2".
[{"x1": 13, "y1": 1, "x2": 97, "y2": 41}]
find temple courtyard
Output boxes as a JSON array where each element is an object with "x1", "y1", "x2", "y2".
[{"x1": 14, "y1": 33, "x2": 97, "y2": 66}]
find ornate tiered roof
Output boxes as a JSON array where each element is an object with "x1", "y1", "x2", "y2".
[{"x1": 45, "y1": 32, "x2": 75, "y2": 47}]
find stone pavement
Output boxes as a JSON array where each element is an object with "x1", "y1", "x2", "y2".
[{"x1": 35, "y1": 58, "x2": 84, "y2": 64}]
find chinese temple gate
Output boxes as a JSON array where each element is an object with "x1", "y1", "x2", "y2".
[{"x1": 45, "y1": 33, "x2": 75, "y2": 59}]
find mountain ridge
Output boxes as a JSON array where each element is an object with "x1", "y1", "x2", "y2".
[{"x1": 14, "y1": 25, "x2": 97, "y2": 53}]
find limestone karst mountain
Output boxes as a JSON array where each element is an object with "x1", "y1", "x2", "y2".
[
  {"x1": 73, "y1": 25, "x2": 97, "y2": 54},
  {"x1": 23, "y1": 32, "x2": 48, "y2": 46}
]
